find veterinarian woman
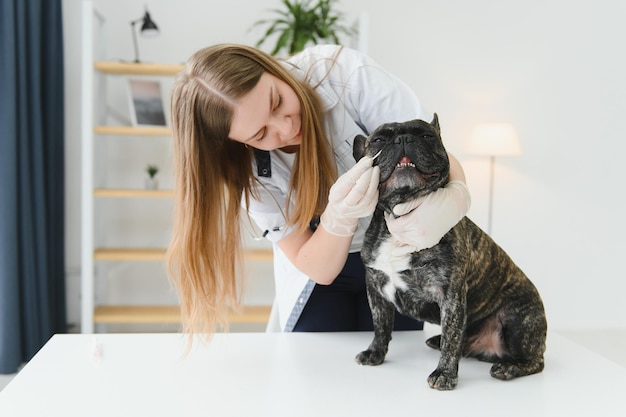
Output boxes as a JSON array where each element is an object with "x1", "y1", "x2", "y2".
[{"x1": 167, "y1": 44, "x2": 471, "y2": 336}]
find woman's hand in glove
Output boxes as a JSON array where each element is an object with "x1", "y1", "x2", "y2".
[
  {"x1": 320, "y1": 156, "x2": 380, "y2": 237},
  {"x1": 384, "y1": 180, "x2": 471, "y2": 251}
]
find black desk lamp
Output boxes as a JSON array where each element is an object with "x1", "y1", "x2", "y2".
[{"x1": 130, "y1": 9, "x2": 159, "y2": 63}]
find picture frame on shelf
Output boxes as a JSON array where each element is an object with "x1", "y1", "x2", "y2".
[{"x1": 127, "y1": 78, "x2": 167, "y2": 127}]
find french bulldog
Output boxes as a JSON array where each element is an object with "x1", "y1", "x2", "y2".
[{"x1": 353, "y1": 115, "x2": 547, "y2": 390}]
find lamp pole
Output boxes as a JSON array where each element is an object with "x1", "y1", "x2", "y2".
[
  {"x1": 467, "y1": 123, "x2": 522, "y2": 237},
  {"x1": 487, "y1": 155, "x2": 495, "y2": 235}
]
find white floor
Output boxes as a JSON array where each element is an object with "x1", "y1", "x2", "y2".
[
  {"x1": 1, "y1": 329, "x2": 625, "y2": 392},
  {"x1": 558, "y1": 329, "x2": 626, "y2": 367},
  {"x1": 0, "y1": 373, "x2": 15, "y2": 392}
]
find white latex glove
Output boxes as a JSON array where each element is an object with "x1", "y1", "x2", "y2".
[
  {"x1": 320, "y1": 156, "x2": 380, "y2": 237},
  {"x1": 384, "y1": 180, "x2": 471, "y2": 251}
]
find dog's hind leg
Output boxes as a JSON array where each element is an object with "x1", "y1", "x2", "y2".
[
  {"x1": 490, "y1": 331, "x2": 546, "y2": 380},
  {"x1": 490, "y1": 295, "x2": 547, "y2": 380},
  {"x1": 490, "y1": 357, "x2": 545, "y2": 380}
]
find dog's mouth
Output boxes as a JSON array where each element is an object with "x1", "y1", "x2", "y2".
[
  {"x1": 394, "y1": 156, "x2": 440, "y2": 180},
  {"x1": 396, "y1": 156, "x2": 415, "y2": 169}
]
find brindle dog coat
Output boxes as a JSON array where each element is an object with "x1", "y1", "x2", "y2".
[{"x1": 353, "y1": 115, "x2": 547, "y2": 390}]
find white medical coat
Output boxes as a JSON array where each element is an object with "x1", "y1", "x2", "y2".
[{"x1": 243, "y1": 45, "x2": 430, "y2": 332}]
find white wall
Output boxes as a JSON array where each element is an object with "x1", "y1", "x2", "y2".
[{"x1": 63, "y1": 0, "x2": 626, "y2": 331}]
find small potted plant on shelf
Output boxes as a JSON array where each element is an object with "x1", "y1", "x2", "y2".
[
  {"x1": 250, "y1": 0, "x2": 355, "y2": 56},
  {"x1": 145, "y1": 164, "x2": 159, "y2": 190}
]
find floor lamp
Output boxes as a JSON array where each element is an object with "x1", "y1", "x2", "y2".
[{"x1": 467, "y1": 123, "x2": 522, "y2": 235}]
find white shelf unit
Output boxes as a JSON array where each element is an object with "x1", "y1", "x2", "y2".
[{"x1": 80, "y1": 1, "x2": 273, "y2": 333}]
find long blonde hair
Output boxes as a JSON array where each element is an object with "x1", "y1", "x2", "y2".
[{"x1": 167, "y1": 44, "x2": 337, "y2": 338}]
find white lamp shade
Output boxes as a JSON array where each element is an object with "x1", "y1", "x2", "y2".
[{"x1": 467, "y1": 123, "x2": 522, "y2": 156}]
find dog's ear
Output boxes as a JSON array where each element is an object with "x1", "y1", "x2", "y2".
[
  {"x1": 353, "y1": 134, "x2": 367, "y2": 161},
  {"x1": 431, "y1": 113, "x2": 440, "y2": 133}
]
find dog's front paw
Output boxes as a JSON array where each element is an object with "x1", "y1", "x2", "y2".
[
  {"x1": 427, "y1": 369, "x2": 458, "y2": 390},
  {"x1": 355, "y1": 349, "x2": 386, "y2": 366}
]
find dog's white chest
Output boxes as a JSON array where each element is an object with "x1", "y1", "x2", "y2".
[{"x1": 370, "y1": 238, "x2": 410, "y2": 302}]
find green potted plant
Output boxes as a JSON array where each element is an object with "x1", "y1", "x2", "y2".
[
  {"x1": 251, "y1": 0, "x2": 356, "y2": 56},
  {"x1": 145, "y1": 164, "x2": 159, "y2": 190}
]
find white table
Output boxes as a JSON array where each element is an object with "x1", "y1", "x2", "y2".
[{"x1": 0, "y1": 330, "x2": 625, "y2": 416}]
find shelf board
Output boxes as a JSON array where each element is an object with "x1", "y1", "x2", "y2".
[
  {"x1": 93, "y1": 305, "x2": 272, "y2": 324},
  {"x1": 94, "y1": 248, "x2": 274, "y2": 262},
  {"x1": 94, "y1": 248, "x2": 166, "y2": 261},
  {"x1": 244, "y1": 248, "x2": 275, "y2": 261},
  {"x1": 94, "y1": 126, "x2": 171, "y2": 136},
  {"x1": 94, "y1": 61, "x2": 185, "y2": 76},
  {"x1": 94, "y1": 189, "x2": 174, "y2": 198}
]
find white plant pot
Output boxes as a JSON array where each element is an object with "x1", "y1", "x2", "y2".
[{"x1": 145, "y1": 177, "x2": 158, "y2": 190}]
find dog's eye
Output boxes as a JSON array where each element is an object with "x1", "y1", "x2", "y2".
[{"x1": 371, "y1": 136, "x2": 385, "y2": 143}]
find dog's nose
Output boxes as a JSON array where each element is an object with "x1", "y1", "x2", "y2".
[{"x1": 393, "y1": 134, "x2": 415, "y2": 145}]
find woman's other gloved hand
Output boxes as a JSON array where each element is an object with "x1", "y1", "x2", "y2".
[{"x1": 384, "y1": 180, "x2": 471, "y2": 251}]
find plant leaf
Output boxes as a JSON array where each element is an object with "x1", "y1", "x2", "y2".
[
  {"x1": 250, "y1": 0, "x2": 353, "y2": 55},
  {"x1": 273, "y1": 28, "x2": 293, "y2": 55}
]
